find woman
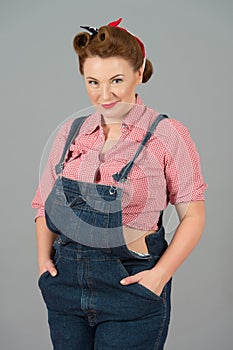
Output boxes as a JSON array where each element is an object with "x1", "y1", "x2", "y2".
[{"x1": 32, "y1": 18, "x2": 207, "y2": 350}]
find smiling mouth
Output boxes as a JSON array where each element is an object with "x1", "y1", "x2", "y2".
[{"x1": 101, "y1": 101, "x2": 119, "y2": 109}]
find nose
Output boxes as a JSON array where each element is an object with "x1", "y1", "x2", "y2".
[{"x1": 101, "y1": 84, "x2": 113, "y2": 101}]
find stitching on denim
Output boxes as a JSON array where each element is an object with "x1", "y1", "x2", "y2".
[
  {"x1": 153, "y1": 285, "x2": 167, "y2": 350},
  {"x1": 86, "y1": 260, "x2": 97, "y2": 326}
]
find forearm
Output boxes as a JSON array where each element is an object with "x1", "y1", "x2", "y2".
[
  {"x1": 153, "y1": 201, "x2": 206, "y2": 284},
  {"x1": 36, "y1": 216, "x2": 58, "y2": 270}
]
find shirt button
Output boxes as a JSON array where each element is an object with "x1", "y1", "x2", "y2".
[{"x1": 122, "y1": 123, "x2": 128, "y2": 129}]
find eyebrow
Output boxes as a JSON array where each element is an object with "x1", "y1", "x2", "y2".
[{"x1": 85, "y1": 74, "x2": 125, "y2": 81}]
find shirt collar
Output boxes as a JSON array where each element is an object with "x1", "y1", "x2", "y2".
[{"x1": 80, "y1": 94, "x2": 146, "y2": 135}]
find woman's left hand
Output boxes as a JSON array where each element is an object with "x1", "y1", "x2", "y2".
[{"x1": 120, "y1": 269, "x2": 165, "y2": 297}]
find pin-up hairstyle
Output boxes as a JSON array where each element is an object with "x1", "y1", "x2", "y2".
[{"x1": 73, "y1": 19, "x2": 153, "y2": 83}]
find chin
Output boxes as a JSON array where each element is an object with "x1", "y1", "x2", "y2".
[{"x1": 96, "y1": 102, "x2": 134, "y2": 119}]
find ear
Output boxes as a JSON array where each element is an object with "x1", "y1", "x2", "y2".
[{"x1": 136, "y1": 65, "x2": 144, "y2": 84}]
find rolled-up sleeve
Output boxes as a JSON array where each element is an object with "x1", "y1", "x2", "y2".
[{"x1": 162, "y1": 119, "x2": 207, "y2": 205}]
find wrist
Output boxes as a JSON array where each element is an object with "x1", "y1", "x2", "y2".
[
  {"x1": 151, "y1": 264, "x2": 172, "y2": 285},
  {"x1": 38, "y1": 256, "x2": 53, "y2": 269},
  {"x1": 38, "y1": 246, "x2": 55, "y2": 261}
]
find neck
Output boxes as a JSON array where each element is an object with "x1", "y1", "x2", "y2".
[{"x1": 101, "y1": 116, "x2": 123, "y2": 126}]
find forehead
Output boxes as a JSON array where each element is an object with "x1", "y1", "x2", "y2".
[{"x1": 83, "y1": 56, "x2": 133, "y2": 77}]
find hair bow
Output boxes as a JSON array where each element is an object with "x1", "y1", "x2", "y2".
[{"x1": 80, "y1": 26, "x2": 98, "y2": 35}]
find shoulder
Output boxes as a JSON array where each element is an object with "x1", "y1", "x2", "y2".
[
  {"x1": 54, "y1": 118, "x2": 74, "y2": 138},
  {"x1": 52, "y1": 116, "x2": 89, "y2": 143},
  {"x1": 155, "y1": 116, "x2": 194, "y2": 144},
  {"x1": 168, "y1": 118, "x2": 191, "y2": 135},
  {"x1": 158, "y1": 116, "x2": 191, "y2": 134},
  {"x1": 148, "y1": 115, "x2": 201, "y2": 162}
]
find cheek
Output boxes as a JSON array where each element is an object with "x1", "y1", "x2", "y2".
[
  {"x1": 86, "y1": 88, "x2": 98, "y2": 102},
  {"x1": 119, "y1": 84, "x2": 137, "y2": 99}
]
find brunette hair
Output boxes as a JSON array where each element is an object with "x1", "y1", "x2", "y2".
[{"x1": 73, "y1": 25, "x2": 153, "y2": 83}]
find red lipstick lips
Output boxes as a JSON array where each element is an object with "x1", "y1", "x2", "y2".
[{"x1": 101, "y1": 101, "x2": 119, "y2": 109}]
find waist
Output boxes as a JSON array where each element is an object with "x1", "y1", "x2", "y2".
[
  {"x1": 123, "y1": 226, "x2": 157, "y2": 255},
  {"x1": 53, "y1": 225, "x2": 167, "y2": 261},
  {"x1": 54, "y1": 226, "x2": 163, "y2": 259}
]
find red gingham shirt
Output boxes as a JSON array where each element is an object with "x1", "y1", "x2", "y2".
[{"x1": 32, "y1": 95, "x2": 207, "y2": 230}]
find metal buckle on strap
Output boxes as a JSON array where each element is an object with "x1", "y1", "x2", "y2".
[
  {"x1": 109, "y1": 186, "x2": 117, "y2": 195},
  {"x1": 55, "y1": 162, "x2": 64, "y2": 175}
]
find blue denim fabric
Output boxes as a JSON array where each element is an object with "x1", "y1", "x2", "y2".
[
  {"x1": 41, "y1": 177, "x2": 172, "y2": 349},
  {"x1": 45, "y1": 176, "x2": 127, "y2": 253},
  {"x1": 38, "y1": 231, "x2": 172, "y2": 350},
  {"x1": 45, "y1": 176, "x2": 164, "y2": 260}
]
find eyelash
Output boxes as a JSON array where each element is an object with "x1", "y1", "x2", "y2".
[
  {"x1": 112, "y1": 78, "x2": 123, "y2": 84},
  {"x1": 88, "y1": 80, "x2": 98, "y2": 86},
  {"x1": 87, "y1": 78, "x2": 123, "y2": 86}
]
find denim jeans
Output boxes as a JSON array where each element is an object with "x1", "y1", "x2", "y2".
[{"x1": 38, "y1": 231, "x2": 172, "y2": 350}]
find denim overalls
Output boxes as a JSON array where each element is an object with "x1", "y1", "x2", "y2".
[{"x1": 38, "y1": 114, "x2": 172, "y2": 350}]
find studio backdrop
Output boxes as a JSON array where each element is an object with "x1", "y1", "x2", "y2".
[{"x1": 0, "y1": 1, "x2": 232, "y2": 349}]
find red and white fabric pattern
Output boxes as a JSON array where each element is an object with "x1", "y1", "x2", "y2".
[{"x1": 32, "y1": 95, "x2": 207, "y2": 230}]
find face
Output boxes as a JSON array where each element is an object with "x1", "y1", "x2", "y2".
[{"x1": 83, "y1": 56, "x2": 143, "y2": 119}]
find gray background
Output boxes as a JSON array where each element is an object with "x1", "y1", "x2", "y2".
[{"x1": 1, "y1": 0, "x2": 232, "y2": 349}]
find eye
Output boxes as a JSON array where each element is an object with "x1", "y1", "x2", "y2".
[
  {"x1": 87, "y1": 80, "x2": 98, "y2": 87},
  {"x1": 112, "y1": 78, "x2": 123, "y2": 84}
]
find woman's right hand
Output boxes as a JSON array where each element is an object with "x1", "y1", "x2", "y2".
[{"x1": 39, "y1": 258, "x2": 57, "y2": 277}]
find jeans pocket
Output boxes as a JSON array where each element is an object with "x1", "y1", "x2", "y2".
[
  {"x1": 37, "y1": 253, "x2": 61, "y2": 289},
  {"x1": 38, "y1": 270, "x2": 50, "y2": 288},
  {"x1": 135, "y1": 281, "x2": 164, "y2": 301},
  {"x1": 116, "y1": 258, "x2": 164, "y2": 302}
]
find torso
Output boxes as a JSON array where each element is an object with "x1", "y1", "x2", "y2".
[{"x1": 101, "y1": 123, "x2": 155, "y2": 255}]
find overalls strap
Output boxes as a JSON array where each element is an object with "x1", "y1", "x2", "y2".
[
  {"x1": 55, "y1": 116, "x2": 89, "y2": 175},
  {"x1": 112, "y1": 113, "x2": 169, "y2": 183},
  {"x1": 55, "y1": 113, "x2": 168, "y2": 179}
]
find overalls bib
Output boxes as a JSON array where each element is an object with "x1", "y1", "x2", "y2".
[{"x1": 44, "y1": 113, "x2": 168, "y2": 260}]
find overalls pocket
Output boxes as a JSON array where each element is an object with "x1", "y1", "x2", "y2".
[
  {"x1": 38, "y1": 270, "x2": 50, "y2": 286},
  {"x1": 116, "y1": 257, "x2": 165, "y2": 302},
  {"x1": 37, "y1": 247, "x2": 61, "y2": 289}
]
